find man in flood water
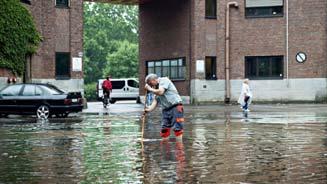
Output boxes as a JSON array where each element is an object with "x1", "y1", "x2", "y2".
[{"x1": 144, "y1": 74, "x2": 184, "y2": 140}]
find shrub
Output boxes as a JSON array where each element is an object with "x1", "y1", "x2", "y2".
[
  {"x1": 0, "y1": 0, "x2": 41, "y2": 75},
  {"x1": 84, "y1": 83, "x2": 98, "y2": 101}
]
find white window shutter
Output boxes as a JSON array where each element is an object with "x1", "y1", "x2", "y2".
[{"x1": 246, "y1": 0, "x2": 283, "y2": 7}]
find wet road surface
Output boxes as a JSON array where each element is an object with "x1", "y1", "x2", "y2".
[{"x1": 0, "y1": 104, "x2": 327, "y2": 183}]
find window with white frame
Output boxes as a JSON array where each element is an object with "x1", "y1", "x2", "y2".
[
  {"x1": 146, "y1": 58, "x2": 186, "y2": 80},
  {"x1": 245, "y1": 0, "x2": 283, "y2": 18}
]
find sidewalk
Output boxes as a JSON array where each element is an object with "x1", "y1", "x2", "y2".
[
  {"x1": 83, "y1": 102, "x2": 327, "y2": 118},
  {"x1": 83, "y1": 101, "x2": 144, "y2": 115},
  {"x1": 190, "y1": 103, "x2": 327, "y2": 113}
]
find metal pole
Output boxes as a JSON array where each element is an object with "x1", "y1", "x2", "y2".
[
  {"x1": 225, "y1": 2, "x2": 238, "y2": 103},
  {"x1": 286, "y1": 0, "x2": 289, "y2": 87},
  {"x1": 141, "y1": 90, "x2": 148, "y2": 148}
]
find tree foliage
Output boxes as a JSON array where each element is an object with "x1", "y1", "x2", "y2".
[
  {"x1": 0, "y1": 0, "x2": 41, "y2": 75},
  {"x1": 104, "y1": 40, "x2": 138, "y2": 78},
  {"x1": 83, "y1": 3, "x2": 138, "y2": 84}
]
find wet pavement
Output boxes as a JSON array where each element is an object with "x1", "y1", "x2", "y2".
[{"x1": 0, "y1": 103, "x2": 327, "y2": 183}]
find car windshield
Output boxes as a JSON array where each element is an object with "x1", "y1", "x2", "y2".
[{"x1": 39, "y1": 85, "x2": 64, "y2": 95}]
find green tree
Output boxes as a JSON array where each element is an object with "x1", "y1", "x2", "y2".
[
  {"x1": 0, "y1": 0, "x2": 41, "y2": 76},
  {"x1": 83, "y1": 3, "x2": 138, "y2": 84},
  {"x1": 103, "y1": 40, "x2": 138, "y2": 78}
]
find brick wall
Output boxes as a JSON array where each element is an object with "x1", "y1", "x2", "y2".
[
  {"x1": 28, "y1": 0, "x2": 56, "y2": 78},
  {"x1": 189, "y1": 0, "x2": 327, "y2": 103},
  {"x1": 192, "y1": 0, "x2": 327, "y2": 80},
  {"x1": 287, "y1": 0, "x2": 327, "y2": 78},
  {"x1": 24, "y1": 0, "x2": 83, "y2": 79},
  {"x1": 70, "y1": 0, "x2": 84, "y2": 79},
  {"x1": 139, "y1": 0, "x2": 191, "y2": 96}
]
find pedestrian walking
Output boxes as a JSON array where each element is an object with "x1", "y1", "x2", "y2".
[
  {"x1": 238, "y1": 79, "x2": 252, "y2": 112},
  {"x1": 144, "y1": 74, "x2": 184, "y2": 140}
]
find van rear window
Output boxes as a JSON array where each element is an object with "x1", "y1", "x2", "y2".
[{"x1": 112, "y1": 81, "x2": 125, "y2": 89}]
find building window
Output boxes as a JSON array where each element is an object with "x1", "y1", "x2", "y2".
[
  {"x1": 245, "y1": 56, "x2": 283, "y2": 79},
  {"x1": 205, "y1": 0, "x2": 217, "y2": 19},
  {"x1": 56, "y1": 52, "x2": 70, "y2": 79},
  {"x1": 205, "y1": 57, "x2": 217, "y2": 80},
  {"x1": 20, "y1": 0, "x2": 31, "y2": 5},
  {"x1": 245, "y1": 0, "x2": 283, "y2": 18},
  {"x1": 56, "y1": 0, "x2": 69, "y2": 8},
  {"x1": 146, "y1": 58, "x2": 186, "y2": 80}
]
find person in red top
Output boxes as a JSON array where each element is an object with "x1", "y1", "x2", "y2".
[{"x1": 102, "y1": 76, "x2": 112, "y2": 106}]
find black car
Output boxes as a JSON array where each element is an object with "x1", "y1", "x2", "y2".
[{"x1": 0, "y1": 83, "x2": 83, "y2": 119}]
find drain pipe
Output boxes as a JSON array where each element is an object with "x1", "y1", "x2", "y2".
[
  {"x1": 225, "y1": 2, "x2": 238, "y2": 103},
  {"x1": 286, "y1": 0, "x2": 289, "y2": 87}
]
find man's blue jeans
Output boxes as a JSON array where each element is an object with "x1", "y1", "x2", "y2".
[
  {"x1": 243, "y1": 96, "x2": 250, "y2": 110},
  {"x1": 161, "y1": 104, "x2": 184, "y2": 138}
]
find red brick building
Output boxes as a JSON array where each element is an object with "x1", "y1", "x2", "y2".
[
  {"x1": 2, "y1": 0, "x2": 326, "y2": 103},
  {"x1": 139, "y1": 0, "x2": 327, "y2": 103},
  {"x1": 0, "y1": 0, "x2": 84, "y2": 92}
]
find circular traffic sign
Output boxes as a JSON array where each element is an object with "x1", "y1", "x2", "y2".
[{"x1": 296, "y1": 52, "x2": 307, "y2": 63}]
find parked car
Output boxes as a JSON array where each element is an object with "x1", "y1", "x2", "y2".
[
  {"x1": 96, "y1": 78, "x2": 141, "y2": 104},
  {"x1": 0, "y1": 83, "x2": 83, "y2": 119}
]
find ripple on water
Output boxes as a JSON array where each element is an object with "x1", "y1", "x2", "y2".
[{"x1": 0, "y1": 111, "x2": 326, "y2": 183}]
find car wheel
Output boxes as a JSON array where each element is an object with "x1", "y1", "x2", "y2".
[
  {"x1": 109, "y1": 99, "x2": 116, "y2": 104},
  {"x1": 36, "y1": 105, "x2": 50, "y2": 119}
]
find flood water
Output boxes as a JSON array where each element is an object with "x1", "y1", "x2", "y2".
[{"x1": 0, "y1": 105, "x2": 327, "y2": 183}]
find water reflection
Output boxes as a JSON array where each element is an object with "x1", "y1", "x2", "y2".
[
  {"x1": 81, "y1": 116, "x2": 143, "y2": 183},
  {"x1": 0, "y1": 108, "x2": 326, "y2": 183},
  {"x1": 142, "y1": 139, "x2": 186, "y2": 183}
]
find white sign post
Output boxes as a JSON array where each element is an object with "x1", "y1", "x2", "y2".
[
  {"x1": 196, "y1": 60, "x2": 205, "y2": 73},
  {"x1": 72, "y1": 57, "x2": 82, "y2": 72}
]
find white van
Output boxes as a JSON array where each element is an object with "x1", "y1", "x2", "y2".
[{"x1": 97, "y1": 78, "x2": 141, "y2": 104}]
